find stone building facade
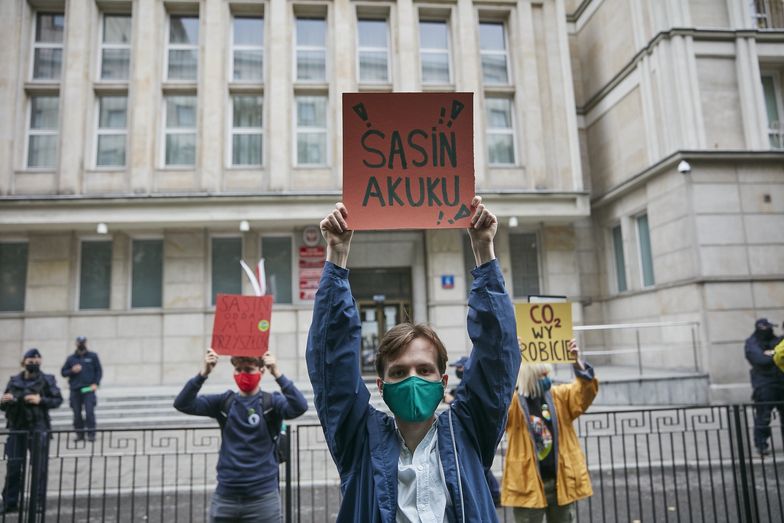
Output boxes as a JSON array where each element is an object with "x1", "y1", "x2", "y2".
[{"x1": 0, "y1": 0, "x2": 782, "y2": 401}]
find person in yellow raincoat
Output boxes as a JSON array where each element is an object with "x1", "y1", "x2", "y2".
[{"x1": 501, "y1": 340, "x2": 598, "y2": 523}]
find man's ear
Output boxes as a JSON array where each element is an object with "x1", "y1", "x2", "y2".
[{"x1": 376, "y1": 377, "x2": 383, "y2": 394}]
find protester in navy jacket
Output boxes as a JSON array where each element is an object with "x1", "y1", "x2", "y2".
[
  {"x1": 307, "y1": 197, "x2": 520, "y2": 522},
  {"x1": 61, "y1": 336, "x2": 102, "y2": 441},
  {"x1": 174, "y1": 350, "x2": 307, "y2": 522},
  {"x1": 744, "y1": 318, "x2": 784, "y2": 455}
]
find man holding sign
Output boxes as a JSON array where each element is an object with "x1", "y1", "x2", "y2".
[
  {"x1": 174, "y1": 349, "x2": 307, "y2": 522},
  {"x1": 307, "y1": 197, "x2": 520, "y2": 522}
]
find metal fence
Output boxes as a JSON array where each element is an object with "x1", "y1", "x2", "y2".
[{"x1": 1, "y1": 404, "x2": 782, "y2": 522}]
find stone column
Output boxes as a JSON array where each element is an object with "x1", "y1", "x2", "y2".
[
  {"x1": 267, "y1": 0, "x2": 290, "y2": 191},
  {"x1": 199, "y1": 0, "x2": 227, "y2": 192},
  {"x1": 128, "y1": 0, "x2": 161, "y2": 194},
  {"x1": 57, "y1": 0, "x2": 93, "y2": 194}
]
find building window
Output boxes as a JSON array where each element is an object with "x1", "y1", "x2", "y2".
[
  {"x1": 100, "y1": 14, "x2": 131, "y2": 80},
  {"x1": 612, "y1": 224, "x2": 627, "y2": 293},
  {"x1": 357, "y1": 19, "x2": 389, "y2": 83},
  {"x1": 637, "y1": 214, "x2": 655, "y2": 287},
  {"x1": 231, "y1": 95, "x2": 263, "y2": 166},
  {"x1": 80, "y1": 241, "x2": 112, "y2": 310},
  {"x1": 510, "y1": 233, "x2": 540, "y2": 298},
  {"x1": 419, "y1": 20, "x2": 450, "y2": 84},
  {"x1": 0, "y1": 243, "x2": 28, "y2": 312},
  {"x1": 486, "y1": 97, "x2": 516, "y2": 165},
  {"x1": 296, "y1": 95, "x2": 327, "y2": 165},
  {"x1": 96, "y1": 95, "x2": 127, "y2": 167},
  {"x1": 211, "y1": 237, "x2": 242, "y2": 305},
  {"x1": 232, "y1": 16, "x2": 263, "y2": 82},
  {"x1": 761, "y1": 73, "x2": 783, "y2": 149},
  {"x1": 261, "y1": 236, "x2": 292, "y2": 304},
  {"x1": 166, "y1": 15, "x2": 199, "y2": 81},
  {"x1": 164, "y1": 95, "x2": 197, "y2": 166},
  {"x1": 752, "y1": 1, "x2": 784, "y2": 29},
  {"x1": 32, "y1": 13, "x2": 65, "y2": 80},
  {"x1": 27, "y1": 96, "x2": 59, "y2": 169},
  {"x1": 295, "y1": 18, "x2": 326, "y2": 82},
  {"x1": 131, "y1": 239, "x2": 163, "y2": 308},
  {"x1": 479, "y1": 22, "x2": 509, "y2": 85}
]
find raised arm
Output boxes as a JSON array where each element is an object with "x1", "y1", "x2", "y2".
[
  {"x1": 745, "y1": 336, "x2": 776, "y2": 368},
  {"x1": 173, "y1": 349, "x2": 223, "y2": 417},
  {"x1": 555, "y1": 341, "x2": 599, "y2": 422},
  {"x1": 264, "y1": 353, "x2": 308, "y2": 420},
  {"x1": 453, "y1": 197, "x2": 521, "y2": 467},
  {"x1": 306, "y1": 203, "x2": 370, "y2": 475}
]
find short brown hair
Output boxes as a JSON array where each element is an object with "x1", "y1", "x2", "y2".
[
  {"x1": 230, "y1": 356, "x2": 264, "y2": 369},
  {"x1": 375, "y1": 323, "x2": 448, "y2": 378}
]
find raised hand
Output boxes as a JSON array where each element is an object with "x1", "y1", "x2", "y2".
[
  {"x1": 467, "y1": 196, "x2": 497, "y2": 266},
  {"x1": 201, "y1": 348, "x2": 218, "y2": 377},
  {"x1": 320, "y1": 202, "x2": 353, "y2": 268}
]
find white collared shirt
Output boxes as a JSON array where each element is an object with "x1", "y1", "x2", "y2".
[{"x1": 395, "y1": 420, "x2": 451, "y2": 523}]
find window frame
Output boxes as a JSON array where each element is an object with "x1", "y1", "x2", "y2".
[
  {"x1": 228, "y1": 93, "x2": 264, "y2": 168},
  {"x1": 293, "y1": 94, "x2": 329, "y2": 167},
  {"x1": 161, "y1": 94, "x2": 198, "y2": 168},
  {"x1": 485, "y1": 96, "x2": 517, "y2": 167},
  {"x1": 128, "y1": 235, "x2": 164, "y2": 310},
  {"x1": 25, "y1": 95, "x2": 60, "y2": 170},
  {"x1": 77, "y1": 237, "x2": 114, "y2": 311},
  {"x1": 209, "y1": 234, "x2": 244, "y2": 307},
  {"x1": 635, "y1": 213, "x2": 655, "y2": 288},
  {"x1": 0, "y1": 241, "x2": 29, "y2": 313},
  {"x1": 30, "y1": 12, "x2": 65, "y2": 82},
  {"x1": 94, "y1": 94, "x2": 129, "y2": 169},
  {"x1": 761, "y1": 70, "x2": 784, "y2": 149},
  {"x1": 98, "y1": 13, "x2": 132, "y2": 82},
  {"x1": 418, "y1": 18, "x2": 452, "y2": 86},
  {"x1": 164, "y1": 14, "x2": 200, "y2": 83},
  {"x1": 611, "y1": 223, "x2": 628, "y2": 293},
  {"x1": 356, "y1": 17, "x2": 391, "y2": 85},
  {"x1": 259, "y1": 233, "x2": 295, "y2": 305},
  {"x1": 230, "y1": 15, "x2": 265, "y2": 84},
  {"x1": 293, "y1": 16, "x2": 328, "y2": 84},
  {"x1": 478, "y1": 20, "x2": 511, "y2": 86}
]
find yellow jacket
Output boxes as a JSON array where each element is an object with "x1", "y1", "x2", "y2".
[{"x1": 501, "y1": 366, "x2": 599, "y2": 508}]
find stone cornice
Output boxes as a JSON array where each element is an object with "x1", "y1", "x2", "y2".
[
  {"x1": 575, "y1": 28, "x2": 784, "y2": 116},
  {"x1": 591, "y1": 149, "x2": 784, "y2": 209}
]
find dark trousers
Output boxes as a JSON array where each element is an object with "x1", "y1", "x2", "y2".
[
  {"x1": 69, "y1": 389, "x2": 96, "y2": 437},
  {"x1": 2, "y1": 430, "x2": 50, "y2": 516},
  {"x1": 752, "y1": 386, "x2": 784, "y2": 450}
]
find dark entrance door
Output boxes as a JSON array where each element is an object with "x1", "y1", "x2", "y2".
[{"x1": 349, "y1": 268, "x2": 413, "y2": 375}]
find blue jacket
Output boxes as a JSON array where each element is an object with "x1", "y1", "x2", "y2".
[
  {"x1": 173, "y1": 374, "x2": 307, "y2": 496},
  {"x1": 745, "y1": 332, "x2": 784, "y2": 389},
  {"x1": 1, "y1": 372, "x2": 63, "y2": 430},
  {"x1": 61, "y1": 350, "x2": 103, "y2": 390},
  {"x1": 306, "y1": 259, "x2": 520, "y2": 523}
]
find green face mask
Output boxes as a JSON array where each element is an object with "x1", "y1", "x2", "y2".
[{"x1": 382, "y1": 375, "x2": 445, "y2": 423}]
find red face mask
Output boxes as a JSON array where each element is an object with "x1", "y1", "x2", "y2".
[{"x1": 234, "y1": 372, "x2": 261, "y2": 393}]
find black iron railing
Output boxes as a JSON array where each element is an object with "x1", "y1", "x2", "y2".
[{"x1": 1, "y1": 404, "x2": 781, "y2": 522}]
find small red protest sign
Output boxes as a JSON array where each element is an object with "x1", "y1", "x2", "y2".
[
  {"x1": 211, "y1": 294, "x2": 273, "y2": 357},
  {"x1": 342, "y1": 92, "x2": 475, "y2": 230}
]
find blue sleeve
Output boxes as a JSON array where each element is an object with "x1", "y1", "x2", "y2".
[
  {"x1": 173, "y1": 375, "x2": 223, "y2": 417},
  {"x1": 272, "y1": 375, "x2": 308, "y2": 420},
  {"x1": 93, "y1": 353, "x2": 103, "y2": 386},
  {"x1": 305, "y1": 262, "x2": 370, "y2": 476},
  {"x1": 61, "y1": 356, "x2": 73, "y2": 378},
  {"x1": 574, "y1": 362, "x2": 595, "y2": 381},
  {"x1": 745, "y1": 336, "x2": 774, "y2": 368},
  {"x1": 42, "y1": 375, "x2": 63, "y2": 410},
  {"x1": 452, "y1": 259, "x2": 521, "y2": 467}
]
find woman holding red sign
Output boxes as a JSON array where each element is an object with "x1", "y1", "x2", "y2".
[{"x1": 501, "y1": 341, "x2": 598, "y2": 523}]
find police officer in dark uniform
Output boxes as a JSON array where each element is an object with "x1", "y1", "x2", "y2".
[
  {"x1": 0, "y1": 348, "x2": 63, "y2": 516},
  {"x1": 744, "y1": 318, "x2": 784, "y2": 455},
  {"x1": 61, "y1": 336, "x2": 102, "y2": 442}
]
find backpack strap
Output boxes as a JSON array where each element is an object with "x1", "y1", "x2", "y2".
[
  {"x1": 260, "y1": 391, "x2": 282, "y2": 443},
  {"x1": 217, "y1": 390, "x2": 236, "y2": 431}
]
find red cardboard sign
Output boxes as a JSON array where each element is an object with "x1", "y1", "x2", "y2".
[
  {"x1": 211, "y1": 294, "x2": 273, "y2": 357},
  {"x1": 299, "y1": 245, "x2": 325, "y2": 301},
  {"x1": 342, "y1": 92, "x2": 475, "y2": 230}
]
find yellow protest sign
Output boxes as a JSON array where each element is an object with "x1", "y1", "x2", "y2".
[{"x1": 515, "y1": 302, "x2": 575, "y2": 364}]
